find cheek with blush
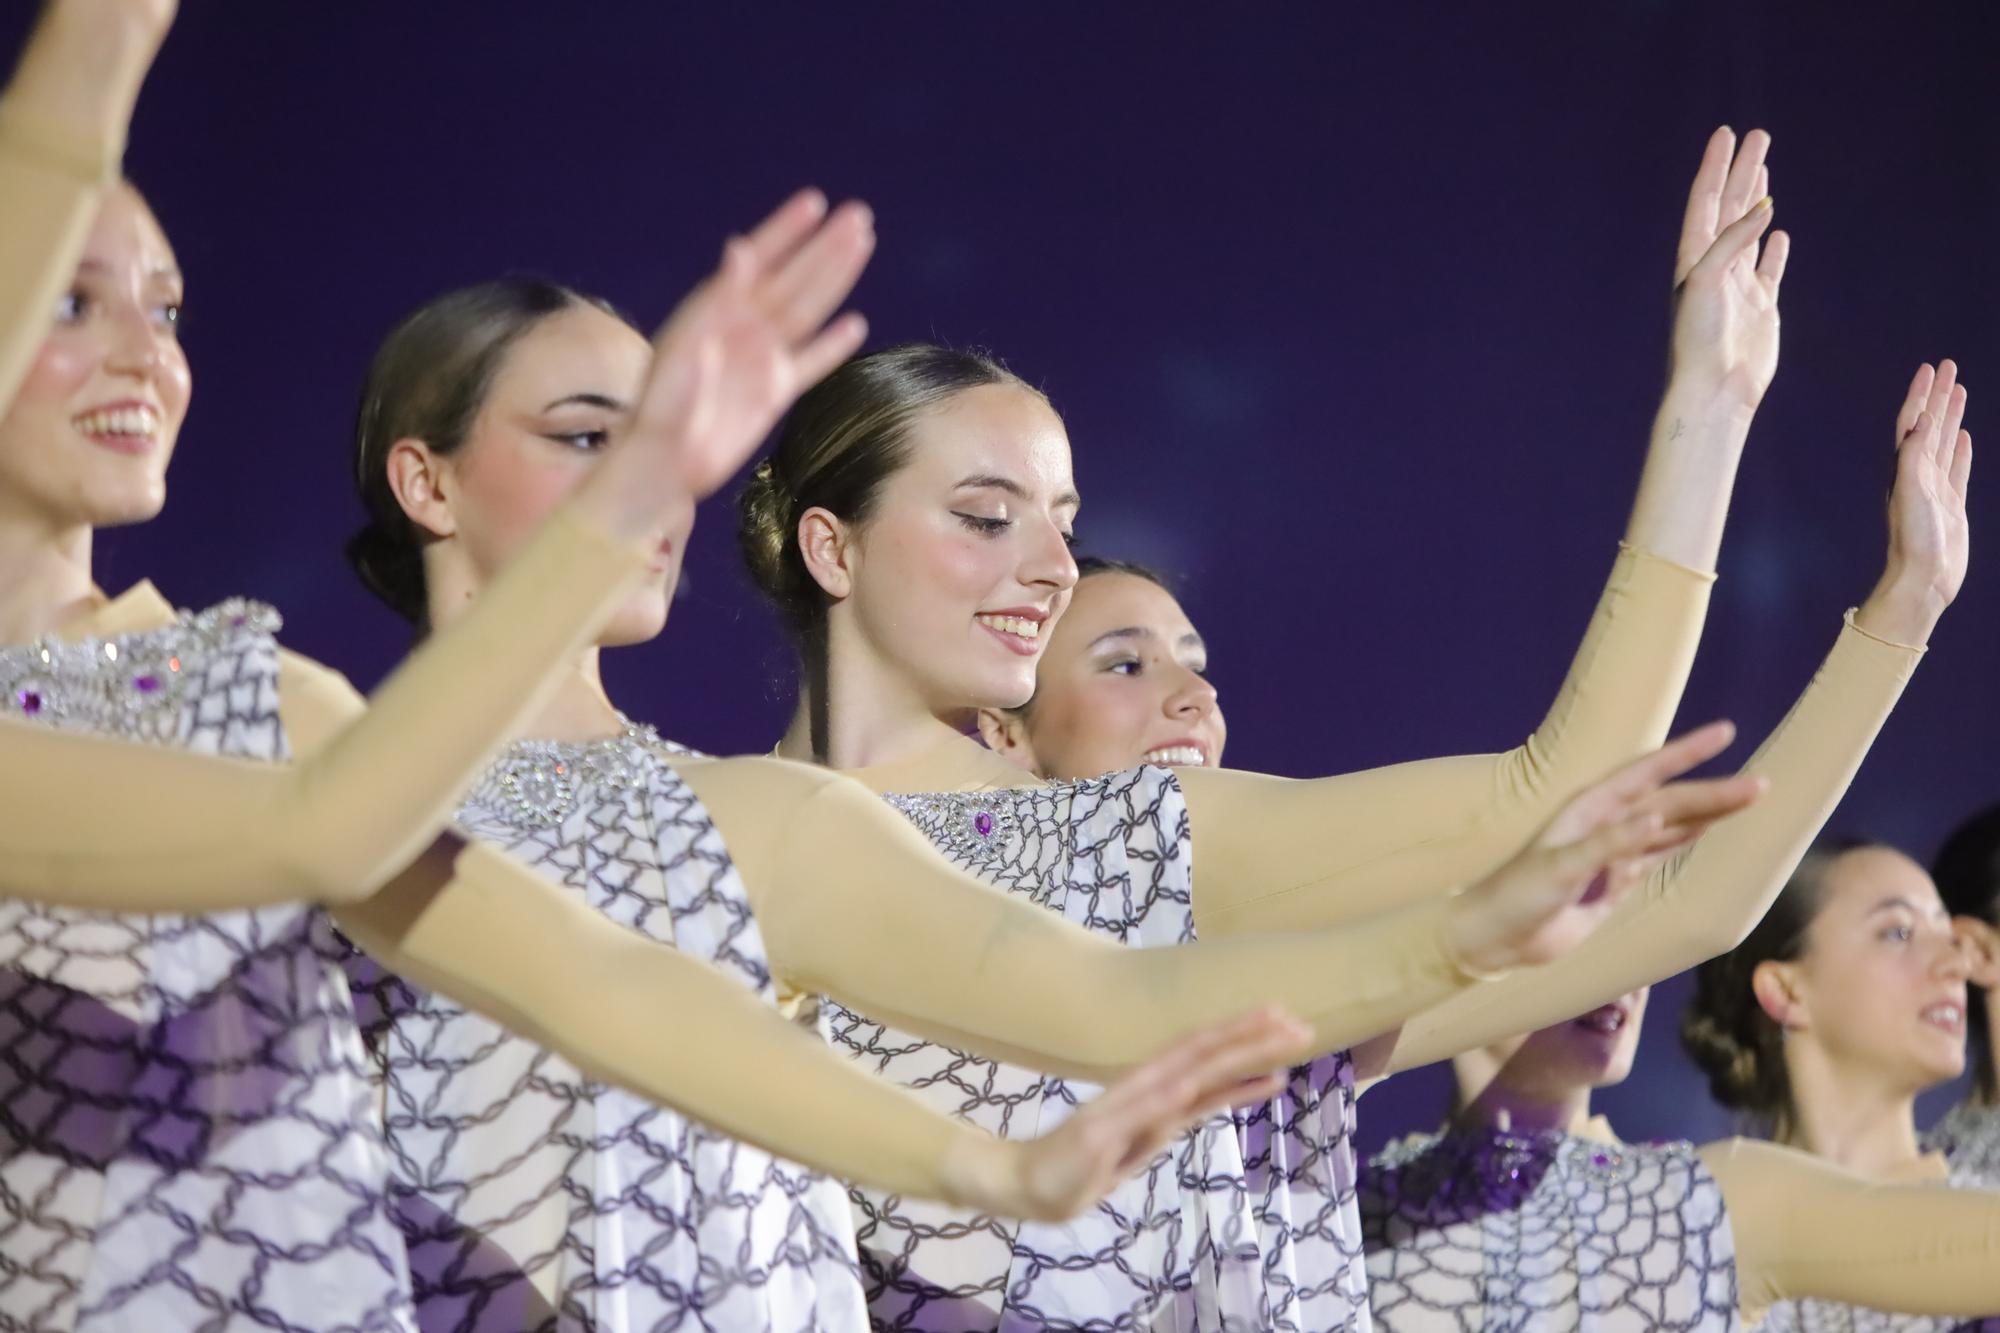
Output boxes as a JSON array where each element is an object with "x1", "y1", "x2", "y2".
[{"x1": 451, "y1": 442, "x2": 594, "y2": 583}]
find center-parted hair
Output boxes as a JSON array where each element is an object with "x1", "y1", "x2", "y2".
[
  {"x1": 347, "y1": 277, "x2": 632, "y2": 627},
  {"x1": 1679, "y1": 837, "x2": 1880, "y2": 1134}
]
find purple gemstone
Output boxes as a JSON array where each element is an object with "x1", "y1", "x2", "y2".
[
  {"x1": 230, "y1": 614, "x2": 246, "y2": 627},
  {"x1": 1591, "y1": 1152, "x2": 1611, "y2": 1167},
  {"x1": 17, "y1": 690, "x2": 42, "y2": 715},
  {"x1": 972, "y1": 811, "x2": 995, "y2": 838},
  {"x1": 132, "y1": 674, "x2": 161, "y2": 694}
]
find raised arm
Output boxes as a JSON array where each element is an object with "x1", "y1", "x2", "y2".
[
  {"x1": 0, "y1": 192, "x2": 876, "y2": 911},
  {"x1": 1705, "y1": 1137, "x2": 2000, "y2": 1324},
  {"x1": 0, "y1": 0, "x2": 172, "y2": 403},
  {"x1": 1184, "y1": 128, "x2": 1789, "y2": 935},
  {"x1": 1372, "y1": 364, "x2": 1970, "y2": 1074},
  {"x1": 685, "y1": 743, "x2": 1753, "y2": 1085},
  {"x1": 331, "y1": 836, "x2": 1310, "y2": 1223}
]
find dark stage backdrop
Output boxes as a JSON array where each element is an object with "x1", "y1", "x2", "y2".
[{"x1": 14, "y1": 2, "x2": 1996, "y2": 1155}]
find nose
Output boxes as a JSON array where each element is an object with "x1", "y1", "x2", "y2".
[
  {"x1": 1935, "y1": 928, "x2": 1973, "y2": 984},
  {"x1": 1165, "y1": 666, "x2": 1219, "y2": 721},
  {"x1": 103, "y1": 302, "x2": 168, "y2": 380},
  {"x1": 1021, "y1": 518, "x2": 1079, "y2": 593}
]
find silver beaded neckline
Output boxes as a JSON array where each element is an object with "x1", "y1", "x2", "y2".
[
  {"x1": 468, "y1": 716, "x2": 671, "y2": 827},
  {"x1": 0, "y1": 598, "x2": 278, "y2": 744}
]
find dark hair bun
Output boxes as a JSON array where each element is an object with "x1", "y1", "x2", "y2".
[
  {"x1": 1679, "y1": 960, "x2": 1771, "y2": 1112},
  {"x1": 735, "y1": 463, "x2": 797, "y2": 606},
  {"x1": 345, "y1": 523, "x2": 429, "y2": 626}
]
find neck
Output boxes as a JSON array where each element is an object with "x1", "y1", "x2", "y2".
[
  {"x1": 1781, "y1": 1041, "x2": 1925, "y2": 1174},
  {"x1": 773, "y1": 613, "x2": 973, "y2": 769},
  {"x1": 519, "y1": 645, "x2": 623, "y2": 743},
  {"x1": 0, "y1": 510, "x2": 97, "y2": 643},
  {"x1": 1453, "y1": 1054, "x2": 1597, "y2": 1137}
]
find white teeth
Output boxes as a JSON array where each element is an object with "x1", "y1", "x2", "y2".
[
  {"x1": 1144, "y1": 746, "x2": 1206, "y2": 767},
  {"x1": 976, "y1": 614, "x2": 1040, "y2": 640},
  {"x1": 1578, "y1": 1009, "x2": 1626, "y2": 1034},
  {"x1": 72, "y1": 405, "x2": 159, "y2": 438},
  {"x1": 1923, "y1": 1004, "x2": 1964, "y2": 1028}
]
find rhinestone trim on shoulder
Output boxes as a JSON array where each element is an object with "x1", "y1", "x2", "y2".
[
  {"x1": 468, "y1": 716, "x2": 673, "y2": 827},
  {"x1": 881, "y1": 789, "x2": 1022, "y2": 866},
  {"x1": 0, "y1": 598, "x2": 279, "y2": 743}
]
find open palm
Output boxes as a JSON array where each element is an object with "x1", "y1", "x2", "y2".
[{"x1": 1670, "y1": 127, "x2": 1788, "y2": 413}]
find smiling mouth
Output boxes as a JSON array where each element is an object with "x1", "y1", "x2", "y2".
[
  {"x1": 975, "y1": 613, "x2": 1043, "y2": 654},
  {"x1": 1922, "y1": 1002, "x2": 1965, "y2": 1035},
  {"x1": 1143, "y1": 744, "x2": 1208, "y2": 767},
  {"x1": 1574, "y1": 1005, "x2": 1628, "y2": 1036},
  {"x1": 72, "y1": 404, "x2": 161, "y2": 453}
]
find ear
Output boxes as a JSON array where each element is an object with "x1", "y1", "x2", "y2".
[
  {"x1": 1956, "y1": 917, "x2": 2000, "y2": 989},
  {"x1": 1751, "y1": 960, "x2": 1805, "y2": 1032},
  {"x1": 797, "y1": 506, "x2": 853, "y2": 601},
  {"x1": 976, "y1": 706, "x2": 1041, "y2": 774},
  {"x1": 385, "y1": 437, "x2": 458, "y2": 541}
]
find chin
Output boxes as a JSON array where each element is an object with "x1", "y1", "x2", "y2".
[
  {"x1": 600, "y1": 594, "x2": 669, "y2": 647},
  {"x1": 82, "y1": 478, "x2": 168, "y2": 528}
]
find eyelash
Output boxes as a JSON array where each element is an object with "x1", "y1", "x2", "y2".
[
  {"x1": 1881, "y1": 924, "x2": 1915, "y2": 944},
  {"x1": 548, "y1": 430, "x2": 611, "y2": 452},
  {"x1": 952, "y1": 512, "x2": 1080, "y2": 547},
  {"x1": 56, "y1": 291, "x2": 183, "y2": 334}
]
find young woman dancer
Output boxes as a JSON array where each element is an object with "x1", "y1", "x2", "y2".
[
  {"x1": 733, "y1": 127, "x2": 1956, "y2": 1330},
  {"x1": 1680, "y1": 839, "x2": 1999, "y2": 1330},
  {"x1": 0, "y1": 9, "x2": 1375, "y2": 1327},
  {"x1": 337, "y1": 265, "x2": 1752, "y2": 1330}
]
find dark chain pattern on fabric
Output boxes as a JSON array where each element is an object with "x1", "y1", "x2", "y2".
[
  {"x1": 1359, "y1": 1128, "x2": 1739, "y2": 1333},
  {"x1": 345, "y1": 737, "x2": 866, "y2": 1332},
  {"x1": 833, "y1": 765, "x2": 1373, "y2": 1333},
  {"x1": 0, "y1": 604, "x2": 414, "y2": 1332}
]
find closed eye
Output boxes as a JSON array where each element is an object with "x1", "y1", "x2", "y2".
[{"x1": 953, "y1": 512, "x2": 1011, "y2": 535}]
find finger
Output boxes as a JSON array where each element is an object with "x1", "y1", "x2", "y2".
[
  {"x1": 739, "y1": 187, "x2": 830, "y2": 271},
  {"x1": 1950, "y1": 429, "x2": 1973, "y2": 501},
  {"x1": 1598, "y1": 720, "x2": 1738, "y2": 800},
  {"x1": 1558, "y1": 810, "x2": 1666, "y2": 886},
  {"x1": 1719, "y1": 128, "x2": 1772, "y2": 222},
  {"x1": 1092, "y1": 1007, "x2": 1299, "y2": 1116},
  {"x1": 1676, "y1": 127, "x2": 1737, "y2": 280},
  {"x1": 1939, "y1": 384, "x2": 1969, "y2": 466},
  {"x1": 1756, "y1": 229, "x2": 1790, "y2": 291},
  {"x1": 763, "y1": 201, "x2": 877, "y2": 343},
  {"x1": 1927, "y1": 360, "x2": 1960, "y2": 436},
  {"x1": 1897, "y1": 365, "x2": 1937, "y2": 442},
  {"x1": 1637, "y1": 773, "x2": 1769, "y2": 828},
  {"x1": 1686, "y1": 197, "x2": 1774, "y2": 287},
  {"x1": 790, "y1": 311, "x2": 870, "y2": 392}
]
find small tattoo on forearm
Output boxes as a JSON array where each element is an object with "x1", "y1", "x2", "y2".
[{"x1": 1667, "y1": 418, "x2": 1686, "y2": 442}]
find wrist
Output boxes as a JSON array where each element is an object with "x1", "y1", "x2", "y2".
[
  {"x1": 938, "y1": 1128, "x2": 1018, "y2": 1214},
  {"x1": 1655, "y1": 375, "x2": 1759, "y2": 441},
  {"x1": 1853, "y1": 570, "x2": 1946, "y2": 647},
  {"x1": 1438, "y1": 889, "x2": 1513, "y2": 983}
]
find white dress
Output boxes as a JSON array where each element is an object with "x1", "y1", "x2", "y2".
[
  {"x1": 831, "y1": 765, "x2": 1372, "y2": 1333},
  {"x1": 1360, "y1": 1126, "x2": 1739, "y2": 1332},
  {"x1": 347, "y1": 726, "x2": 867, "y2": 1333},
  {"x1": 0, "y1": 600, "x2": 415, "y2": 1332}
]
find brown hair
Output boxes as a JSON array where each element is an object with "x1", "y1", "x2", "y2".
[
  {"x1": 1934, "y1": 805, "x2": 2000, "y2": 1104},
  {"x1": 347, "y1": 278, "x2": 632, "y2": 626}
]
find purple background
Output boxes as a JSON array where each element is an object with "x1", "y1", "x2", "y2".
[{"x1": 22, "y1": 2, "x2": 1998, "y2": 1152}]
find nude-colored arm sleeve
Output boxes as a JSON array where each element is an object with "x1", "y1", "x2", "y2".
[
  {"x1": 1705, "y1": 1137, "x2": 2000, "y2": 1324},
  {"x1": 678, "y1": 757, "x2": 1485, "y2": 1083},
  {"x1": 1181, "y1": 546, "x2": 1712, "y2": 935},
  {"x1": 0, "y1": 509, "x2": 647, "y2": 910},
  {"x1": 1374, "y1": 615, "x2": 1921, "y2": 1074}
]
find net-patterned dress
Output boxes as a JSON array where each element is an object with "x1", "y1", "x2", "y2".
[
  {"x1": 0, "y1": 601, "x2": 414, "y2": 1332},
  {"x1": 830, "y1": 765, "x2": 1372, "y2": 1333},
  {"x1": 347, "y1": 728, "x2": 867, "y2": 1333},
  {"x1": 1359, "y1": 1127, "x2": 1738, "y2": 1333}
]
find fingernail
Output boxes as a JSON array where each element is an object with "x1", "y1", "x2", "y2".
[{"x1": 1755, "y1": 195, "x2": 1774, "y2": 212}]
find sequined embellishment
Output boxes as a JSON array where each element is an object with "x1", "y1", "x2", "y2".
[
  {"x1": 881, "y1": 789, "x2": 1022, "y2": 865},
  {"x1": 1372, "y1": 1126, "x2": 1647, "y2": 1212},
  {"x1": 469, "y1": 716, "x2": 671, "y2": 826},
  {"x1": 0, "y1": 599, "x2": 278, "y2": 742}
]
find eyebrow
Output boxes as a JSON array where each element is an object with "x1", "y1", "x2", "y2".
[
  {"x1": 77, "y1": 259, "x2": 182, "y2": 280},
  {"x1": 542, "y1": 392, "x2": 628, "y2": 413},
  {"x1": 954, "y1": 473, "x2": 1082, "y2": 510},
  {"x1": 1089, "y1": 625, "x2": 1208, "y2": 654},
  {"x1": 1866, "y1": 895, "x2": 1946, "y2": 921}
]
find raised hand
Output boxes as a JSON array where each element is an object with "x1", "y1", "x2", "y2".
[
  {"x1": 1857, "y1": 361, "x2": 1973, "y2": 645},
  {"x1": 1443, "y1": 722, "x2": 1766, "y2": 974},
  {"x1": 1669, "y1": 127, "x2": 1788, "y2": 413},
  {"x1": 573, "y1": 189, "x2": 875, "y2": 545},
  {"x1": 948, "y1": 1007, "x2": 1310, "y2": 1222},
  {"x1": 8, "y1": 0, "x2": 178, "y2": 148}
]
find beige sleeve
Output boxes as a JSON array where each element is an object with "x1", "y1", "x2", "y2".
[
  {"x1": 0, "y1": 95, "x2": 119, "y2": 410},
  {"x1": 676, "y1": 757, "x2": 1484, "y2": 1083},
  {"x1": 1705, "y1": 1137, "x2": 2000, "y2": 1324},
  {"x1": 330, "y1": 835, "x2": 1004, "y2": 1206},
  {"x1": 1374, "y1": 615, "x2": 1922, "y2": 1074},
  {"x1": 0, "y1": 510, "x2": 647, "y2": 911},
  {"x1": 1181, "y1": 546, "x2": 1712, "y2": 935}
]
